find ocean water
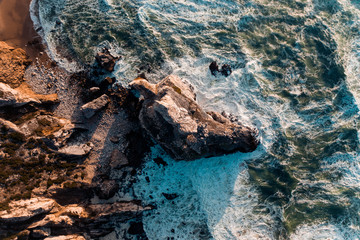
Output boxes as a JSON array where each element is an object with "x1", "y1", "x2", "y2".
[{"x1": 30, "y1": 0, "x2": 360, "y2": 239}]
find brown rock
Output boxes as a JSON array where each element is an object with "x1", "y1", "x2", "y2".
[
  {"x1": 95, "y1": 48, "x2": 119, "y2": 72},
  {"x1": 80, "y1": 94, "x2": 110, "y2": 119},
  {"x1": 0, "y1": 198, "x2": 56, "y2": 223},
  {"x1": 110, "y1": 149, "x2": 129, "y2": 169},
  {"x1": 0, "y1": 41, "x2": 31, "y2": 88},
  {"x1": 130, "y1": 75, "x2": 259, "y2": 160}
]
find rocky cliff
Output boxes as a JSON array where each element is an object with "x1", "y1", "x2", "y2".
[
  {"x1": 130, "y1": 75, "x2": 259, "y2": 160},
  {"x1": 0, "y1": 41, "x2": 151, "y2": 240}
]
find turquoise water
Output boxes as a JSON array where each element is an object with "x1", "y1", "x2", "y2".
[{"x1": 31, "y1": 0, "x2": 360, "y2": 239}]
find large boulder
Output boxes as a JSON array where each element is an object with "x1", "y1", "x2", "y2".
[
  {"x1": 130, "y1": 75, "x2": 259, "y2": 160},
  {"x1": 80, "y1": 94, "x2": 109, "y2": 119}
]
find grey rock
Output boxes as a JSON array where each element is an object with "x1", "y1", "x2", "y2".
[
  {"x1": 95, "y1": 179, "x2": 119, "y2": 200},
  {"x1": 58, "y1": 143, "x2": 92, "y2": 158}
]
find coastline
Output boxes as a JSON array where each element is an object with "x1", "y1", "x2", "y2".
[{"x1": 0, "y1": 1, "x2": 152, "y2": 239}]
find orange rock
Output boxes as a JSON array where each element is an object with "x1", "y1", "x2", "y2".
[{"x1": 0, "y1": 41, "x2": 31, "y2": 88}]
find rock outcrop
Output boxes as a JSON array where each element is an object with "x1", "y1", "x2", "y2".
[
  {"x1": 0, "y1": 81, "x2": 58, "y2": 108},
  {"x1": 0, "y1": 41, "x2": 31, "y2": 88},
  {"x1": 95, "y1": 48, "x2": 120, "y2": 72},
  {"x1": 130, "y1": 75, "x2": 259, "y2": 160},
  {"x1": 0, "y1": 198, "x2": 56, "y2": 223},
  {"x1": 209, "y1": 61, "x2": 232, "y2": 77},
  {"x1": 0, "y1": 82, "x2": 40, "y2": 107}
]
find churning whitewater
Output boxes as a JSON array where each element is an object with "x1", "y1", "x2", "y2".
[{"x1": 31, "y1": 0, "x2": 360, "y2": 239}]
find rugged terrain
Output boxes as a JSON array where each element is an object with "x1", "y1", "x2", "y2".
[
  {"x1": 0, "y1": 38, "x2": 259, "y2": 239},
  {"x1": 0, "y1": 41, "x2": 152, "y2": 240}
]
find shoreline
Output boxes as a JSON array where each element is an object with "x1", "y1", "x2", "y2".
[{"x1": 0, "y1": 1, "x2": 153, "y2": 239}]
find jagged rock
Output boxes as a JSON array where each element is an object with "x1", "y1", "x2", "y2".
[
  {"x1": 44, "y1": 235, "x2": 85, "y2": 240},
  {"x1": 130, "y1": 75, "x2": 259, "y2": 160},
  {"x1": 62, "y1": 205, "x2": 88, "y2": 218},
  {"x1": 0, "y1": 82, "x2": 40, "y2": 107},
  {"x1": 209, "y1": 61, "x2": 219, "y2": 76},
  {"x1": 29, "y1": 214, "x2": 74, "y2": 229},
  {"x1": 0, "y1": 198, "x2": 56, "y2": 223},
  {"x1": 209, "y1": 61, "x2": 232, "y2": 77},
  {"x1": 95, "y1": 48, "x2": 120, "y2": 72},
  {"x1": 0, "y1": 81, "x2": 58, "y2": 108},
  {"x1": 87, "y1": 201, "x2": 154, "y2": 217},
  {"x1": 220, "y1": 64, "x2": 232, "y2": 77},
  {"x1": 80, "y1": 94, "x2": 110, "y2": 119},
  {"x1": 20, "y1": 114, "x2": 68, "y2": 137},
  {"x1": 0, "y1": 118, "x2": 24, "y2": 135},
  {"x1": 0, "y1": 41, "x2": 31, "y2": 88}
]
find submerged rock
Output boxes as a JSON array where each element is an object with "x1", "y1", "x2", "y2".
[
  {"x1": 130, "y1": 75, "x2": 259, "y2": 160},
  {"x1": 95, "y1": 48, "x2": 120, "y2": 72}
]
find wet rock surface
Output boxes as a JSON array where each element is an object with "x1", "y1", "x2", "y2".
[
  {"x1": 130, "y1": 75, "x2": 259, "y2": 160},
  {"x1": 95, "y1": 48, "x2": 120, "y2": 72},
  {"x1": 209, "y1": 61, "x2": 232, "y2": 77}
]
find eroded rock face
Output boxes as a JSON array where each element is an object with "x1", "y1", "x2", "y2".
[
  {"x1": 0, "y1": 41, "x2": 31, "y2": 88},
  {"x1": 0, "y1": 81, "x2": 58, "y2": 108},
  {"x1": 130, "y1": 75, "x2": 259, "y2": 160},
  {"x1": 0, "y1": 198, "x2": 56, "y2": 223},
  {"x1": 0, "y1": 82, "x2": 40, "y2": 107}
]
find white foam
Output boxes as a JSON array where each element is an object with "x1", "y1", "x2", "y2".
[{"x1": 134, "y1": 146, "x2": 278, "y2": 240}]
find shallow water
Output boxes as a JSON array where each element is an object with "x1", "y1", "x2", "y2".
[{"x1": 31, "y1": 0, "x2": 360, "y2": 239}]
